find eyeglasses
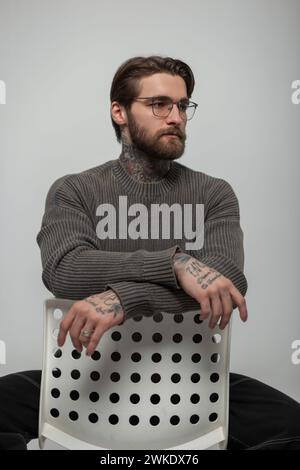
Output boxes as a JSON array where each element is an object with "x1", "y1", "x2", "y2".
[{"x1": 133, "y1": 96, "x2": 198, "y2": 121}]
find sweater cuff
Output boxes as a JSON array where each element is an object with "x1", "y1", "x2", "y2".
[
  {"x1": 104, "y1": 281, "x2": 153, "y2": 321},
  {"x1": 141, "y1": 245, "x2": 182, "y2": 290}
]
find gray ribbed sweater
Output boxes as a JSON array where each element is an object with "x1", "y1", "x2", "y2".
[{"x1": 36, "y1": 158, "x2": 248, "y2": 320}]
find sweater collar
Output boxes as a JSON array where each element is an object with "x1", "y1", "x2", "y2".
[{"x1": 112, "y1": 158, "x2": 180, "y2": 199}]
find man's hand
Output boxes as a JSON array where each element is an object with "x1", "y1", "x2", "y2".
[
  {"x1": 57, "y1": 290, "x2": 125, "y2": 356},
  {"x1": 173, "y1": 253, "x2": 248, "y2": 330}
]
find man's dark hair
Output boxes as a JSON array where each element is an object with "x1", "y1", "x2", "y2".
[{"x1": 110, "y1": 55, "x2": 195, "y2": 143}]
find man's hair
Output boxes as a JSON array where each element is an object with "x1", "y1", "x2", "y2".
[{"x1": 110, "y1": 55, "x2": 195, "y2": 143}]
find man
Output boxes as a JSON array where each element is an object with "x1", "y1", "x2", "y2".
[{"x1": 0, "y1": 55, "x2": 299, "y2": 450}]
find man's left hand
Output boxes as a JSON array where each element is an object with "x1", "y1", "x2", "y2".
[{"x1": 57, "y1": 290, "x2": 125, "y2": 356}]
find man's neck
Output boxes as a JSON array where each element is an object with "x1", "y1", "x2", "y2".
[{"x1": 119, "y1": 138, "x2": 171, "y2": 183}]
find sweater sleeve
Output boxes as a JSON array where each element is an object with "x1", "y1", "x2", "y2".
[
  {"x1": 188, "y1": 177, "x2": 248, "y2": 296},
  {"x1": 104, "y1": 280, "x2": 200, "y2": 319},
  {"x1": 106, "y1": 178, "x2": 248, "y2": 321},
  {"x1": 36, "y1": 175, "x2": 181, "y2": 299}
]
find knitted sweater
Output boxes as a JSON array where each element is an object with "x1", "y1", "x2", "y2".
[{"x1": 36, "y1": 158, "x2": 247, "y2": 320}]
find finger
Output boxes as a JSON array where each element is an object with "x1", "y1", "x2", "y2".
[
  {"x1": 229, "y1": 285, "x2": 248, "y2": 322},
  {"x1": 199, "y1": 296, "x2": 211, "y2": 320},
  {"x1": 86, "y1": 325, "x2": 104, "y2": 357},
  {"x1": 69, "y1": 316, "x2": 87, "y2": 352},
  {"x1": 79, "y1": 320, "x2": 96, "y2": 348},
  {"x1": 57, "y1": 306, "x2": 77, "y2": 347},
  {"x1": 209, "y1": 293, "x2": 223, "y2": 329},
  {"x1": 219, "y1": 289, "x2": 233, "y2": 330}
]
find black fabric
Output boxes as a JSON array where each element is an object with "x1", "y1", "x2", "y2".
[
  {"x1": 0, "y1": 371, "x2": 41, "y2": 450},
  {"x1": 0, "y1": 370, "x2": 299, "y2": 450},
  {"x1": 228, "y1": 374, "x2": 300, "y2": 450}
]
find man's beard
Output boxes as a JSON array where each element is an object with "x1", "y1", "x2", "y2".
[{"x1": 126, "y1": 110, "x2": 186, "y2": 161}]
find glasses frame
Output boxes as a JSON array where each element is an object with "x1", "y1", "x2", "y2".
[{"x1": 133, "y1": 96, "x2": 198, "y2": 121}]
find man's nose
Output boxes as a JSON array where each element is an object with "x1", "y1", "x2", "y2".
[{"x1": 165, "y1": 103, "x2": 185, "y2": 124}]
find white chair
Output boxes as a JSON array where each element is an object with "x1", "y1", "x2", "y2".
[{"x1": 39, "y1": 298, "x2": 231, "y2": 450}]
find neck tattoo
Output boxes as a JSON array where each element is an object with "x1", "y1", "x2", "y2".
[{"x1": 119, "y1": 137, "x2": 171, "y2": 183}]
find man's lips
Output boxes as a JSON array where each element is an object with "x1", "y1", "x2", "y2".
[{"x1": 162, "y1": 133, "x2": 181, "y2": 139}]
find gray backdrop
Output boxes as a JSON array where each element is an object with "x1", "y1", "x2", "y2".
[{"x1": 0, "y1": 0, "x2": 299, "y2": 413}]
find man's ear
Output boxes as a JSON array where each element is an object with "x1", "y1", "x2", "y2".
[{"x1": 111, "y1": 101, "x2": 128, "y2": 126}]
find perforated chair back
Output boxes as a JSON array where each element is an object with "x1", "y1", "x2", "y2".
[{"x1": 39, "y1": 298, "x2": 231, "y2": 450}]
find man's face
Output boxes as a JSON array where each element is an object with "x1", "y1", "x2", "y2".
[{"x1": 122, "y1": 73, "x2": 188, "y2": 161}]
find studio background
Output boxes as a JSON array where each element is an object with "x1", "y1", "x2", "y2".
[{"x1": 0, "y1": 0, "x2": 299, "y2": 414}]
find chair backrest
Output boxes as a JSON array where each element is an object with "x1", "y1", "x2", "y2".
[{"x1": 39, "y1": 298, "x2": 231, "y2": 450}]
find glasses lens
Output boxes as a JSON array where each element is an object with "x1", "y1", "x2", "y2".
[
  {"x1": 185, "y1": 104, "x2": 196, "y2": 120},
  {"x1": 152, "y1": 99, "x2": 172, "y2": 117},
  {"x1": 152, "y1": 99, "x2": 196, "y2": 120}
]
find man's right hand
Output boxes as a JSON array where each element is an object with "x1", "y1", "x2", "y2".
[{"x1": 173, "y1": 252, "x2": 248, "y2": 330}]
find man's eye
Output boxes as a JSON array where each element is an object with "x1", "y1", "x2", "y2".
[{"x1": 153, "y1": 101, "x2": 167, "y2": 107}]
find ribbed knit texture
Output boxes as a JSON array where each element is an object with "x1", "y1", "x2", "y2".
[{"x1": 37, "y1": 158, "x2": 248, "y2": 320}]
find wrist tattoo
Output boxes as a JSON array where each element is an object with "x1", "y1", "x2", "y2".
[
  {"x1": 173, "y1": 253, "x2": 192, "y2": 265},
  {"x1": 84, "y1": 291, "x2": 124, "y2": 319},
  {"x1": 173, "y1": 253, "x2": 222, "y2": 289}
]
